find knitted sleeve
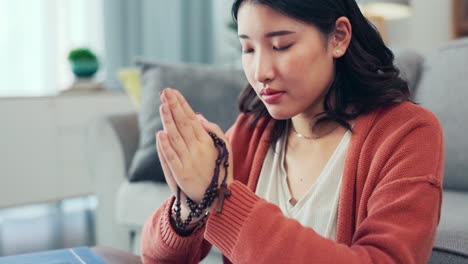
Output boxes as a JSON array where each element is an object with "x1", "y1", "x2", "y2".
[{"x1": 140, "y1": 196, "x2": 212, "y2": 264}]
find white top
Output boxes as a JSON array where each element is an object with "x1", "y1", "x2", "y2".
[{"x1": 255, "y1": 125, "x2": 352, "y2": 241}]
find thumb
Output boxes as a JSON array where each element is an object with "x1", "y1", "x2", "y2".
[
  {"x1": 196, "y1": 112, "x2": 209, "y2": 123},
  {"x1": 196, "y1": 114, "x2": 225, "y2": 139}
]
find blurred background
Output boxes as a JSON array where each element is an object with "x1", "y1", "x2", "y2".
[{"x1": 0, "y1": 0, "x2": 466, "y2": 258}]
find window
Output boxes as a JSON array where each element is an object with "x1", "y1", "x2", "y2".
[{"x1": 0, "y1": 0, "x2": 104, "y2": 97}]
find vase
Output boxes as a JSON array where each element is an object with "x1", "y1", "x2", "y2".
[{"x1": 70, "y1": 59, "x2": 99, "y2": 78}]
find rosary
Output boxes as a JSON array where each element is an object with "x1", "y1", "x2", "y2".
[{"x1": 172, "y1": 132, "x2": 231, "y2": 232}]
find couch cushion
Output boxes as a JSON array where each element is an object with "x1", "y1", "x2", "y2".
[
  {"x1": 414, "y1": 37, "x2": 468, "y2": 191},
  {"x1": 432, "y1": 190, "x2": 468, "y2": 259},
  {"x1": 428, "y1": 250, "x2": 468, "y2": 264},
  {"x1": 116, "y1": 181, "x2": 173, "y2": 228},
  {"x1": 393, "y1": 49, "x2": 424, "y2": 96},
  {"x1": 128, "y1": 60, "x2": 247, "y2": 182}
]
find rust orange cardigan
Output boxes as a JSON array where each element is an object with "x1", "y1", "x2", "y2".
[{"x1": 141, "y1": 102, "x2": 444, "y2": 264}]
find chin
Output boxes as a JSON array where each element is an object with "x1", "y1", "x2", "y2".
[{"x1": 265, "y1": 107, "x2": 294, "y2": 120}]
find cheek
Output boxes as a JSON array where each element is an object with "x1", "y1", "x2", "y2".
[
  {"x1": 242, "y1": 57, "x2": 259, "y2": 91},
  {"x1": 241, "y1": 57, "x2": 250, "y2": 80},
  {"x1": 280, "y1": 49, "x2": 334, "y2": 91},
  {"x1": 280, "y1": 56, "x2": 305, "y2": 79}
]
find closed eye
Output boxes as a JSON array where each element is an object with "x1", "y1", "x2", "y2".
[
  {"x1": 274, "y1": 44, "x2": 293, "y2": 51},
  {"x1": 242, "y1": 43, "x2": 293, "y2": 54}
]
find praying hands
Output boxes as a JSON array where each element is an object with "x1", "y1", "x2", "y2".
[{"x1": 155, "y1": 88, "x2": 234, "y2": 219}]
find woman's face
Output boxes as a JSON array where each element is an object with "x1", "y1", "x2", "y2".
[{"x1": 237, "y1": 2, "x2": 337, "y2": 120}]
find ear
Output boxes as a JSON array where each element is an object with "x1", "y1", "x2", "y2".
[{"x1": 330, "y1": 16, "x2": 352, "y2": 58}]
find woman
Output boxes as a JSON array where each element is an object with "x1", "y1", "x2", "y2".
[{"x1": 141, "y1": 0, "x2": 444, "y2": 263}]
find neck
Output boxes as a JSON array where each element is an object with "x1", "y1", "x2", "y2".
[
  {"x1": 289, "y1": 102, "x2": 327, "y2": 139},
  {"x1": 289, "y1": 100, "x2": 356, "y2": 140},
  {"x1": 290, "y1": 117, "x2": 316, "y2": 139}
]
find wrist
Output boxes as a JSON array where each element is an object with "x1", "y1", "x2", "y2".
[
  {"x1": 226, "y1": 178, "x2": 234, "y2": 187},
  {"x1": 170, "y1": 199, "x2": 208, "y2": 235}
]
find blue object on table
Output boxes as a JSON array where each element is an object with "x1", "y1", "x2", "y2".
[{"x1": 0, "y1": 247, "x2": 106, "y2": 264}]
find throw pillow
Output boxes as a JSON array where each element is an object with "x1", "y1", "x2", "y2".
[
  {"x1": 128, "y1": 60, "x2": 247, "y2": 182},
  {"x1": 118, "y1": 68, "x2": 142, "y2": 109}
]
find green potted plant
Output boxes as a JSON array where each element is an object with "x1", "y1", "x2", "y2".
[{"x1": 68, "y1": 48, "x2": 99, "y2": 78}]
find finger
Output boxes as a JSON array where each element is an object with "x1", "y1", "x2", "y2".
[
  {"x1": 158, "y1": 134, "x2": 190, "y2": 207},
  {"x1": 157, "y1": 118, "x2": 184, "y2": 174},
  {"x1": 157, "y1": 131, "x2": 194, "y2": 208},
  {"x1": 158, "y1": 132, "x2": 190, "y2": 206},
  {"x1": 197, "y1": 115, "x2": 232, "y2": 152},
  {"x1": 173, "y1": 90, "x2": 209, "y2": 141},
  {"x1": 156, "y1": 131, "x2": 178, "y2": 195},
  {"x1": 197, "y1": 115, "x2": 226, "y2": 141},
  {"x1": 159, "y1": 103, "x2": 188, "y2": 160},
  {"x1": 162, "y1": 88, "x2": 197, "y2": 145},
  {"x1": 157, "y1": 131, "x2": 186, "y2": 189}
]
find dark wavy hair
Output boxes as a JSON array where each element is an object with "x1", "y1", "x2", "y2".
[{"x1": 232, "y1": 0, "x2": 411, "y2": 142}]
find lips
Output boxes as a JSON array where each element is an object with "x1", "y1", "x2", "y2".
[
  {"x1": 260, "y1": 88, "x2": 283, "y2": 96},
  {"x1": 260, "y1": 88, "x2": 285, "y2": 104}
]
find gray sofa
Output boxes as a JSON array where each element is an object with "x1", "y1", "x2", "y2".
[{"x1": 86, "y1": 38, "x2": 468, "y2": 263}]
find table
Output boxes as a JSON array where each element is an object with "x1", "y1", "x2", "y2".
[{"x1": 92, "y1": 247, "x2": 142, "y2": 264}]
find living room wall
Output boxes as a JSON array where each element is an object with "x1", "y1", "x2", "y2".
[
  {"x1": 359, "y1": 0, "x2": 452, "y2": 53},
  {"x1": 410, "y1": 0, "x2": 452, "y2": 54}
]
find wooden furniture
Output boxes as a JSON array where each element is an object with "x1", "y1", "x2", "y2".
[
  {"x1": 0, "y1": 90, "x2": 134, "y2": 209},
  {"x1": 366, "y1": 15, "x2": 388, "y2": 43},
  {"x1": 452, "y1": 0, "x2": 468, "y2": 38},
  {"x1": 92, "y1": 246, "x2": 142, "y2": 264}
]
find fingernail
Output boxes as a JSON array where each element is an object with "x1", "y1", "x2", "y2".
[
  {"x1": 195, "y1": 112, "x2": 201, "y2": 115},
  {"x1": 160, "y1": 90, "x2": 167, "y2": 103}
]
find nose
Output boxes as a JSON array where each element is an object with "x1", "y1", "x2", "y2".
[{"x1": 254, "y1": 52, "x2": 275, "y2": 84}]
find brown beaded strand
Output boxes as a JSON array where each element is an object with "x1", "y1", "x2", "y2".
[
  {"x1": 217, "y1": 140, "x2": 231, "y2": 213},
  {"x1": 173, "y1": 132, "x2": 230, "y2": 232},
  {"x1": 181, "y1": 138, "x2": 222, "y2": 225}
]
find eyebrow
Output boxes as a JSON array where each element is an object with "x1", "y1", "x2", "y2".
[{"x1": 238, "y1": 30, "x2": 296, "y2": 39}]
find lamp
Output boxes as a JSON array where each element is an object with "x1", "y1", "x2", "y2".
[{"x1": 358, "y1": 0, "x2": 412, "y2": 44}]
